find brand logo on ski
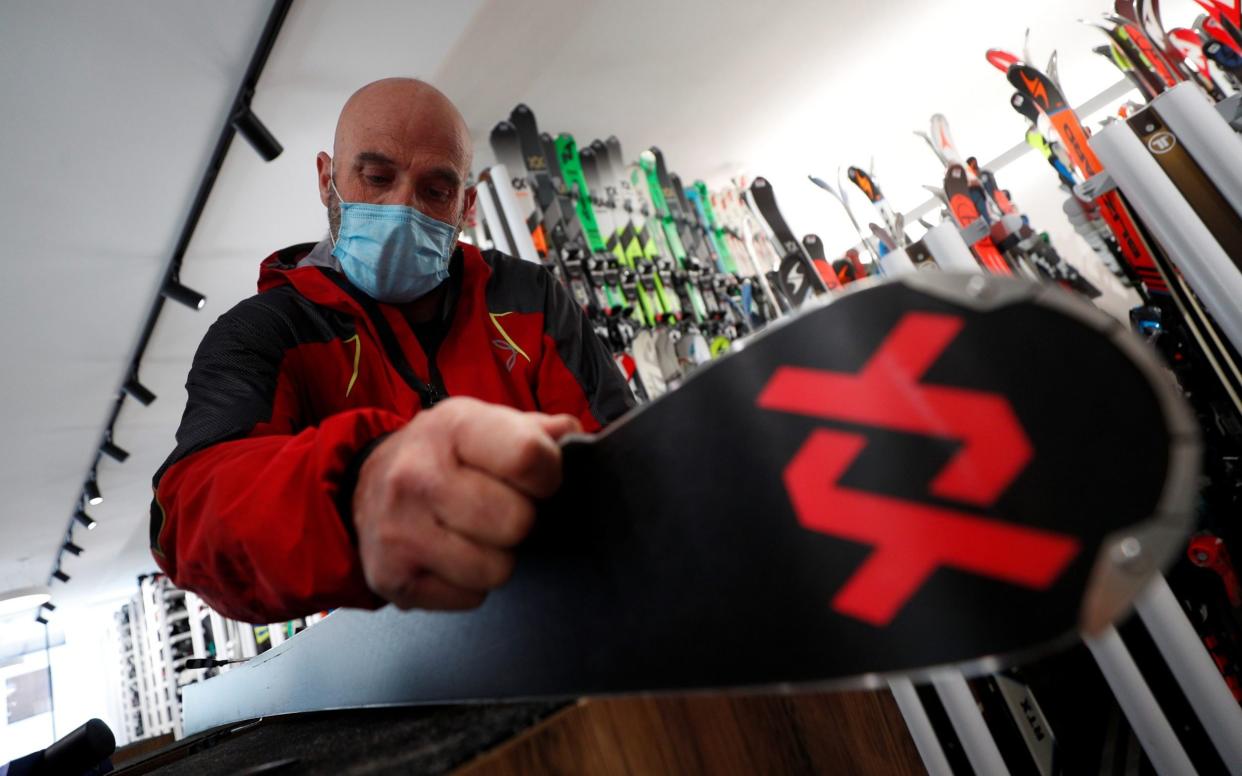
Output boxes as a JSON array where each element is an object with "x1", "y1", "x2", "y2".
[
  {"x1": 757, "y1": 312, "x2": 1080, "y2": 626},
  {"x1": 1146, "y1": 130, "x2": 1176, "y2": 155},
  {"x1": 1019, "y1": 72, "x2": 1049, "y2": 109}
]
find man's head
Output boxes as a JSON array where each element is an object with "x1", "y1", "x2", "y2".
[{"x1": 317, "y1": 78, "x2": 475, "y2": 241}]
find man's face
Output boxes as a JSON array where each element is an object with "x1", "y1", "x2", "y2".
[{"x1": 318, "y1": 84, "x2": 475, "y2": 242}]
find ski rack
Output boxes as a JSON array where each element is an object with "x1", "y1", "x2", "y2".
[
  {"x1": 829, "y1": 83, "x2": 1136, "y2": 272},
  {"x1": 901, "y1": 78, "x2": 1136, "y2": 226},
  {"x1": 887, "y1": 678, "x2": 954, "y2": 775},
  {"x1": 1157, "y1": 83, "x2": 1242, "y2": 222},
  {"x1": 922, "y1": 221, "x2": 984, "y2": 273},
  {"x1": 877, "y1": 246, "x2": 917, "y2": 276},
  {"x1": 863, "y1": 219, "x2": 982, "y2": 279},
  {"x1": 1133, "y1": 576, "x2": 1242, "y2": 768},
  {"x1": 1218, "y1": 92, "x2": 1242, "y2": 131},
  {"x1": 1082, "y1": 621, "x2": 1198, "y2": 774},
  {"x1": 918, "y1": 79, "x2": 1242, "y2": 776},
  {"x1": 844, "y1": 80, "x2": 1242, "y2": 775},
  {"x1": 1091, "y1": 84, "x2": 1242, "y2": 357}
]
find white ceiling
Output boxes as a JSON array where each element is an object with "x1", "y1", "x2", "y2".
[{"x1": 0, "y1": 0, "x2": 1213, "y2": 649}]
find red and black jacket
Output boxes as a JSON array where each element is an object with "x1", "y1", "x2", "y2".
[{"x1": 150, "y1": 241, "x2": 634, "y2": 623}]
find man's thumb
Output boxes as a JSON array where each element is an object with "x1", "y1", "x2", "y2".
[{"x1": 533, "y1": 413, "x2": 583, "y2": 441}]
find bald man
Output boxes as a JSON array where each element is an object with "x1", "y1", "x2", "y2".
[{"x1": 150, "y1": 79, "x2": 634, "y2": 623}]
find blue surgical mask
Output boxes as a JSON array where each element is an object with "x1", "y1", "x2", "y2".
[{"x1": 330, "y1": 171, "x2": 457, "y2": 303}]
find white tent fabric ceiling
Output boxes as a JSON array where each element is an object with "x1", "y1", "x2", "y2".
[{"x1": 0, "y1": 0, "x2": 1208, "y2": 647}]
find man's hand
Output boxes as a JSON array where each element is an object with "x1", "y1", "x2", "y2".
[{"x1": 352, "y1": 397, "x2": 582, "y2": 611}]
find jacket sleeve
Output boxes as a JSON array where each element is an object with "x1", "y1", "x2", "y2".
[
  {"x1": 150, "y1": 296, "x2": 406, "y2": 623},
  {"x1": 534, "y1": 273, "x2": 637, "y2": 432}
]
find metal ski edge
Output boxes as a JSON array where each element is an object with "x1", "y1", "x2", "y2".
[{"x1": 180, "y1": 612, "x2": 1077, "y2": 738}]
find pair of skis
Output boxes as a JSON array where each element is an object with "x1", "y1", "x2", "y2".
[
  {"x1": 916, "y1": 115, "x2": 1018, "y2": 277},
  {"x1": 743, "y1": 176, "x2": 836, "y2": 312}
]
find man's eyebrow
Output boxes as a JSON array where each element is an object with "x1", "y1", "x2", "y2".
[
  {"x1": 355, "y1": 151, "x2": 397, "y2": 166},
  {"x1": 426, "y1": 165, "x2": 463, "y2": 187}
]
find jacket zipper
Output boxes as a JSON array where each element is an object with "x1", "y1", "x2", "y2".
[
  {"x1": 320, "y1": 270, "x2": 446, "y2": 410},
  {"x1": 426, "y1": 355, "x2": 447, "y2": 406}
]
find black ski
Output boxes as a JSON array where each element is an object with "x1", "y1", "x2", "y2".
[{"x1": 185, "y1": 274, "x2": 1197, "y2": 730}]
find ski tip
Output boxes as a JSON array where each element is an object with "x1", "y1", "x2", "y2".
[
  {"x1": 985, "y1": 48, "x2": 1020, "y2": 72},
  {"x1": 807, "y1": 175, "x2": 830, "y2": 190}
]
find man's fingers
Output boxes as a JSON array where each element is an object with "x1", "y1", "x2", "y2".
[
  {"x1": 433, "y1": 466, "x2": 535, "y2": 548},
  {"x1": 388, "y1": 571, "x2": 487, "y2": 611},
  {"x1": 415, "y1": 519, "x2": 517, "y2": 592},
  {"x1": 449, "y1": 401, "x2": 564, "y2": 499}
]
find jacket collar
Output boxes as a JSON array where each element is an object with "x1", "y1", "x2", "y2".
[{"x1": 256, "y1": 239, "x2": 484, "y2": 322}]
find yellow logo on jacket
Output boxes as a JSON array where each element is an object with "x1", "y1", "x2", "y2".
[
  {"x1": 345, "y1": 335, "x2": 361, "y2": 397},
  {"x1": 489, "y1": 312, "x2": 530, "y2": 372}
]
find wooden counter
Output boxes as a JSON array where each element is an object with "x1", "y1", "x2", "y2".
[{"x1": 456, "y1": 691, "x2": 926, "y2": 775}]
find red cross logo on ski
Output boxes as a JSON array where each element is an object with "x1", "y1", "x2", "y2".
[{"x1": 757, "y1": 312, "x2": 1079, "y2": 627}]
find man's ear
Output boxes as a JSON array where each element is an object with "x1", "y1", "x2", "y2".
[{"x1": 316, "y1": 152, "x2": 332, "y2": 207}]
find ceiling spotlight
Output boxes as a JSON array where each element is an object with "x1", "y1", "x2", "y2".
[
  {"x1": 100, "y1": 438, "x2": 129, "y2": 463},
  {"x1": 74, "y1": 510, "x2": 97, "y2": 531},
  {"x1": 84, "y1": 478, "x2": 103, "y2": 505},
  {"x1": 63, "y1": 541, "x2": 84, "y2": 556},
  {"x1": 163, "y1": 278, "x2": 207, "y2": 311},
  {"x1": 0, "y1": 585, "x2": 51, "y2": 617},
  {"x1": 35, "y1": 615, "x2": 48, "y2": 625},
  {"x1": 52, "y1": 569, "x2": 70, "y2": 584},
  {"x1": 41, "y1": 602, "x2": 56, "y2": 612},
  {"x1": 232, "y1": 106, "x2": 283, "y2": 162},
  {"x1": 123, "y1": 377, "x2": 157, "y2": 406}
]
